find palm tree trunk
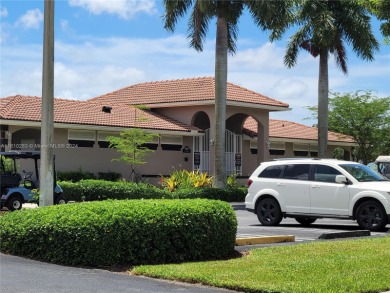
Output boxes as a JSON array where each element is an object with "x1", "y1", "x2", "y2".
[
  {"x1": 318, "y1": 49, "x2": 329, "y2": 158},
  {"x1": 213, "y1": 15, "x2": 228, "y2": 188}
]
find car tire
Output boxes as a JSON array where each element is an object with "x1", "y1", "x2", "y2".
[
  {"x1": 7, "y1": 195, "x2": 23, "y2": 211},
  {"x1": 356, "y1": 200, "x2": 387, "y2": 232},
  {"x1": 55, "y1": 195, "x2": 67, "y2": 205},
  {"x1": 256, "y1": 197, "x2": 282, "y2": 226},
  {"x1": 295, "y1": 217, "x2": 317, "y2": 227}
]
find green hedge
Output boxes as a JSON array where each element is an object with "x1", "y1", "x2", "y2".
[
  {"x1": 0, "y1": 199, "x2": 237, "y2": 266},
  {"x1": 57, "y1": 170, "x2": 96, "y2": 182},
  {"x1": 59, "y1": 180, "x2": 169, "y2": 202},
  {"x1": 172, "y1": 187, "x2": 247, "y2": 202},
  {"x1": 57, "y1": 170, "x2": 122, "y2": 182},
  {"x1": 59, "y1": 180, "x2": 246, "y2": 202}
]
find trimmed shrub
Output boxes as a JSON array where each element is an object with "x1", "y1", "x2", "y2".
[
  {"x1": 59, "y1": 180, "x2": 171, "y2": 202},
  {"x1": 173, "y1": 187, "x2": 247, "y2": 202},
  {"x1": 59, "y1": 180, "x2": 246, "y2": 202},
  {"x1": 57, "y1": 170, "x2": 96, "y2": 182},
  {"x1": 0, "y1": 199, "x2": 237, "y2": 266},
  {"x1": 97, "y1": 171, "x2": 122, "y2": 182}
]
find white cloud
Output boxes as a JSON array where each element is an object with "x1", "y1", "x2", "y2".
[
  {"x1": 68, "y1": 0, "x2": 157, "y2": 19},
  {"x1": 231, "y1": 43, "x2": 286, "y2": 70},
  {"x1": 0, "y1": 6, "x2": 8, "y2": 17},
  {"x1": 16, "y1": 9, "x2": 43, "y2": 29},
  {"x1": 60, "y1": 19, "x2": 71, "y2": 33},
  {"x1": 2, "y1": 34, "x2": 389, "y2": 125}
]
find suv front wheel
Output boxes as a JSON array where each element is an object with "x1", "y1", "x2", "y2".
[
  {"x1": 256, "y1": 197, "x2": 282, "y2": 226},
  {"x1": 356, "y1": 200, "x2": 387, "y2": 232}
]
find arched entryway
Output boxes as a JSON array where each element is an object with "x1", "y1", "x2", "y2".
[
  {"x1": 192, "y1": 111, "x2": 268, "y2": 176},
  {"x1": 11, "y1": 128, "x2": 41, "y2": 151}
]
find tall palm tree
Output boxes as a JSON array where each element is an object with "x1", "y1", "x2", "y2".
[
  {"x1": 284, "y1": 0, "x2": 379, "y2": 158},
  {"x1": 164, "y1": 0, "x2": 292, "y2": 187}
]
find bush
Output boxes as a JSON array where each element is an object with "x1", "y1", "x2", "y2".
[
  {"x1": 59, "y1": 180, "x2": 246, "y2": 202},
  {"x1": 0, "y1": 199, "x2": 237, "y2": 266},
  {"x1": 57, "y1": 169, "x2": 96, "y2": 182},
  {"x1": 160, "y1": 170, "x2": 212, "y2": 191},
  {"x1": 173, "y1": 187, "x2": 247, "y2": 202},
  {"x1": 97, "y1": 171, "x2": 122, "y2": 182},
  {"x1": 59, "y1": 180, "x2": 171, "y2": 202}
]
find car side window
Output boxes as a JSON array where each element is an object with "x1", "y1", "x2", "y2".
[
  {"x1": 314, "y1": 165, "x2": 342, "y2": 183},
  {"x1": 258, "y1": 165, "x2": 285, "y2": 178},
  {"x1": 282, "y1": 164, "x2": 310, "y2": 180}
]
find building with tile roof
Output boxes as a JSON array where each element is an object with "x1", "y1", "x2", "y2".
[{"x1": 0, "y1": 77, "x2": 355, "y2": 181}]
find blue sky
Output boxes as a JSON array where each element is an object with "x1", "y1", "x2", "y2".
[{"x1": 1, "y1": 0, "x2": 389, "y2": 125}]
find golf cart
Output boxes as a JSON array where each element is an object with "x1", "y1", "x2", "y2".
[
  {"x1": 0, "y1": 151, "x2": 66, "y2": 211},
  {"x1": 375, "y1": 156, "x2": 390, "y2": 179}
]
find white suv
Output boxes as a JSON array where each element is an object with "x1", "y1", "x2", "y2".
[{"x1": 245, "y1": 159, "x2": 390, "y2": 231}]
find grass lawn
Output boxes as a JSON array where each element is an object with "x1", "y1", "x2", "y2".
[{"x1": 132, "y1": 236, "x2": 390, "y2": 293}]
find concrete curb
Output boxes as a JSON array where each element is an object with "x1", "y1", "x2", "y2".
[
  {"x1": 236, "y1": 235, "x2": 295, "y2": 246},
  {"x1": 318, "y1": 230, "x2": 370, "y2": 240}
]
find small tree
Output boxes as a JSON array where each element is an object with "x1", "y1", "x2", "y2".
[
  {"x1": 107, "y1": 128, "x2": 159, "y2": 181},
  {"x1": 307, "y1": 90, "x2": 390, "y2": 164}
]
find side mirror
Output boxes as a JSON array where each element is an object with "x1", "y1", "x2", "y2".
[{"x1": 335, "y1": 175, "x2": 348, "y2": 184}]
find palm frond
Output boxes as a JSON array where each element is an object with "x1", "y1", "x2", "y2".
[
  {"x1": 332, "y1": 36, "x2": 348, "y2": 74},
  {"x1": 188, "y1": 0, "x2": 210, "y2": 51},
  {"x1": 163, "y1": 0, "x2": 193, "y2": 31}
]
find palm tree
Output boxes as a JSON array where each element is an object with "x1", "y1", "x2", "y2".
[
  {"x1": 283, "y1": 0, "x2": 379, "y2": 158},
  {"x1": 163, "y1": 0, "x2": 292, "y2": 187}
]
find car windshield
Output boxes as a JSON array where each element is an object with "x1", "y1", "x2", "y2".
[{"x1": 340, "y1": 164, "x2": 389, "y2": 182}]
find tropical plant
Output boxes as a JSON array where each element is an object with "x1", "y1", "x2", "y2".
[
  {"x1": 190, "y1": 170, "x2": 213, "y2": 188},
  {"x1": 163, "y1": 0, "x2": 293, "y2": 188},
  {"x1": 227, "y1": 172, "x2": 239, "y2": 189},
  {"x1": 284, "y1": 0, "x2": 379, "y2": 158},
  {"x1": 160, "y1": 170, "x2": 212, "y2": 192}
]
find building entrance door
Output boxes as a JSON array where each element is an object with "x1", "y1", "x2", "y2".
[{"x1": 193, "y1": 129, "x2": 242, "y2": 176}]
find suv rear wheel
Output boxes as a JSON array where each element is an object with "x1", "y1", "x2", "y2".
[
  {"x1": 356, "y1": 200, "x2": 387, "y2": 231},
  {"x1": 256, "y1": 198, "x2": 282, "y2": 226}
]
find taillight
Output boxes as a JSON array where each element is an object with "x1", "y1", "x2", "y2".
[{"x1": 247, "y1": 179, "x2": 253, "y2": 187}]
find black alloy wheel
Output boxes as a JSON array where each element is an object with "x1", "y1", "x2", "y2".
[
  {"x1": 356, "y1": 200, "x2": 387, "y2": 232},
  {"x1": 256, "y1": 198, "x2": 282, "y2": 226}
]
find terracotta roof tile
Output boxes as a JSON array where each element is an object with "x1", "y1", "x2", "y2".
[
  {"x1": 0, "y1": 95, "x2": 201, "y2": 133},
  {"x1": 243, "y1": 117, "x2": 355, "y2": 143},
  {"x1": 90, "y1": 77, "x2": 289, "y2": 108}
]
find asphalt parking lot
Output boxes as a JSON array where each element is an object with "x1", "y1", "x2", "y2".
[{"x1": 232, "y1": 203, "x2": 390, "y2": 248}]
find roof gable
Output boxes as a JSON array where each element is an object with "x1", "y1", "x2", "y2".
[{"x1": 89, "y1": 77, "x2": 289, "y2": 109}]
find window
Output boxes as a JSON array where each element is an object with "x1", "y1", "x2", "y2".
[
  {"x1": 142, "y1": 135, "x2": 159, "y2": 150},
  {"x1": 282, "y1": 164, "x2": 310, "y2": 180},
  {"x1": 68, "y1": 130, "x2": 95, "y2": 148},
  {"x1": 293, "y1": 143, "x2": 309, "y2": 157},
  {"x1": 269, "y1": 142, "x2": 285, "y2": 156},
  {"x1": 97, "y1": 131, "x2": 118, "y2": 148},
  {"x1": 250, "y1": 141, "x2": 286, "y2": 155},
  {"x1": 160, "y1": 135, "x2": 182, "y2": 151},
  {"x1": 310, "y1": 144, "x2": 318, "y2": 157},
  {"x1": 258, "y1": 165, "x2": 285, "y2": 178},
  {"x1": 314, "y1": 165, "x2": 342, "y2": 183}
]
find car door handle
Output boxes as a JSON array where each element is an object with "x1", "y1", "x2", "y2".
[
  {"x1": 277, "y1": 183, "x2": 285, "y2": 186},
  {"x1": 311, "y1": 185, "x2": 321, "y2": 189}
]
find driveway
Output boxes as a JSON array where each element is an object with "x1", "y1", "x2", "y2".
[
  {"x1": 0, "y1": 253, "x2": 237, "y2": 293},
  {"x1": 232, "y1": 203, "x2": 389, "y2": 249}
]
